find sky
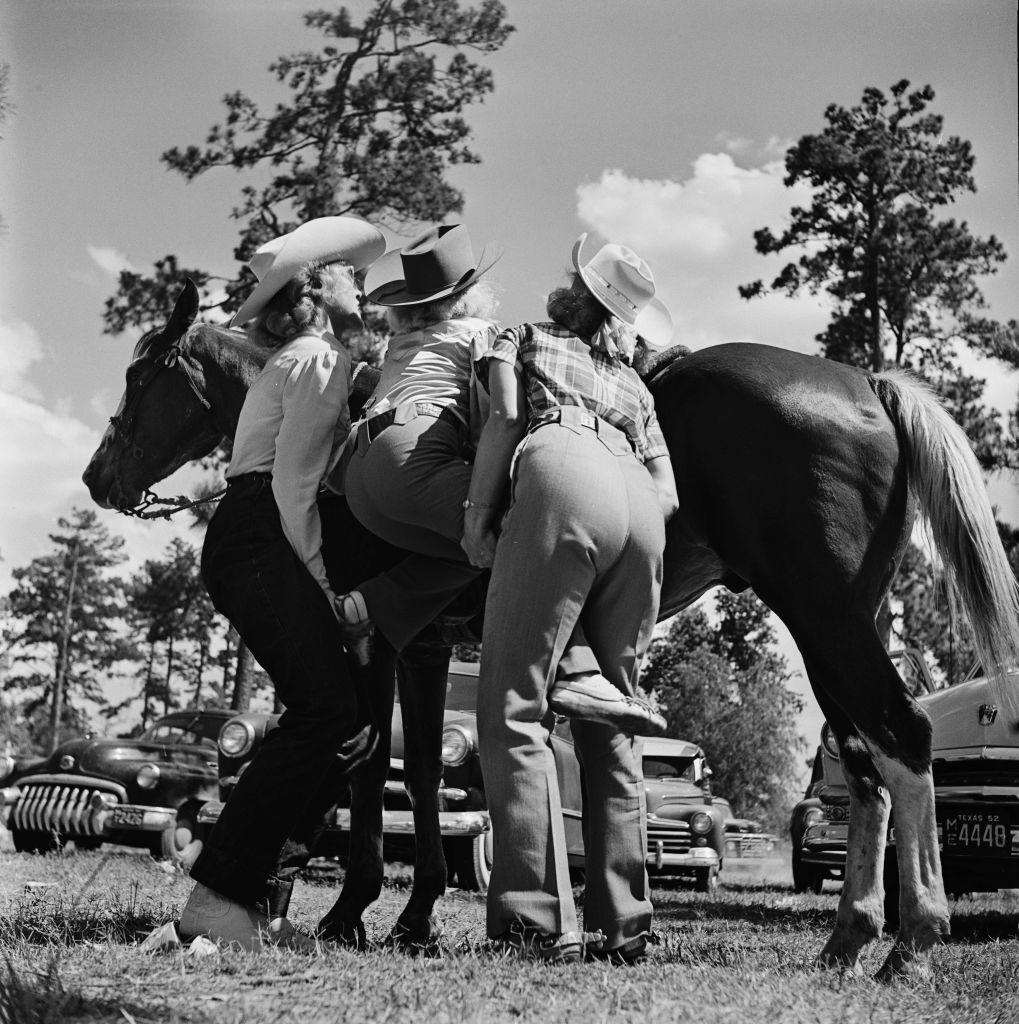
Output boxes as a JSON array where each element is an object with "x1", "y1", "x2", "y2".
[{"x1": 1, "y1": 0, "x2": 1017, "y2": 758}]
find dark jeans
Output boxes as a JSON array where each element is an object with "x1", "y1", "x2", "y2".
[{"x1": 191, "y1": 474, "x2": 368, "y2": 907}]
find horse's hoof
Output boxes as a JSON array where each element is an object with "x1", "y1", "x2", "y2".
[
  {"x1": 875, "y1": 944, "x2": 933, "y2": 984},
  {"x1": 389, "y1": 916, "x2": 442, "y2": 957},
  {"x1": 316, "y1": 916, "x2": 368, "y2": 950},
  {"x1": 815, "y1": 949, "x2": 862, "y2": 975}
]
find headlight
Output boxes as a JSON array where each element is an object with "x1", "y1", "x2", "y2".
[
  {"x1": 440, "y1": 725, "x2": 473, "y2": 767},
  {"x1": 690, "y1": 811, "x2": 713, "y2": 834},
  {"x1": 820, "y1": 722, "x2": 840, "y2": 760},
  {"x1": 0, "y1": 755, "x2": 13, "y2": 783},
  {"x1": 804, "y1": 806, "x2": 824, "y2": 827},
  {"x1": 136, "y1": 763, "x2": 161, "y2": 789},
  {"x1": 219, "y1": 720, "x2": 255, "y2": 759}
]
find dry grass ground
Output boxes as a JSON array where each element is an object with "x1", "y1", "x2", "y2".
[{"x1": 0, "y1": 836, "x2": 1016, "y2": 1024}]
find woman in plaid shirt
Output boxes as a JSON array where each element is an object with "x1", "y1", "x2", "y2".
[{"x1": 462, "y1": 235, "x2": 678, "y2": 964}]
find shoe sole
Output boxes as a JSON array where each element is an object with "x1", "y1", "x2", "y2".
[{"x1": 548, "y1": 695, "x2": 668, "y2": 736}]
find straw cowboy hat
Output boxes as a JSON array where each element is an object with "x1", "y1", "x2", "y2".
[
  {"x1": 572, "y1": 233, "x2": 673, "y2": 349},
  {"x1": 231, "y1": 216, "x2": 387, "y2": 327},
  {"x1": 365, "y1": 223, "x2": 502, "y2": 307}
]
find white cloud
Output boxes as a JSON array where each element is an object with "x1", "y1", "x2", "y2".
[
  {"x1": 0, "y1": 316, "x2": 202, "y2": 593},
  {"x1": 575, "y1": 155, "x2": 829, "y2": 352},
  {"x1": 86, "y1": 244, "x2": 136, "y2": 279},
  {"x1": 0, "y1": 317, "x2": 45, "y2": 401}
]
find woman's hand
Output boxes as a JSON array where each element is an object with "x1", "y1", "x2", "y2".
[{"x1": 461, "y1": 510, "x2": 499, "y2": 568}]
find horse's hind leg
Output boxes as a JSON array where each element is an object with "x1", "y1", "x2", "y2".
[
  {"x1": 809, "y1": 684, "x2": 889, "y2": 973},
  {"x1": 389, "y1": 640, "x2": 453, "y2": 951},
  {"x1": 868, "y1": 747, "x2": 948, "y2": 980},
  {"x1": 798, "y1": 623, "x2": 948, "y2": 979}
]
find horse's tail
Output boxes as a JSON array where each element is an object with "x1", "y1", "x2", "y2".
[{"x1": 873, "y1": 369, "x2": 1019, "y2": 725}]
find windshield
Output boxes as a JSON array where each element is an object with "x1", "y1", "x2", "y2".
[
  {"x1": 138, "y1": 715, "x2": 220, "y2": 749},
  {"x1": 643, "y1": 756, "x2": 697, "y2": 782}
]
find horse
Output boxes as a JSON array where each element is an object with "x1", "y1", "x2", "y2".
[{"x1": 84, "y1": 279, "x2": 1019, "y2": 980}]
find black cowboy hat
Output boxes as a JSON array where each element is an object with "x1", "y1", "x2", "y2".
[{"x1": 364, "y1": 224, "x2": 502, "y2": 307}]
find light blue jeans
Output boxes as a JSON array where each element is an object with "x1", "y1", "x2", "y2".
[{"x1": 479, "y1": 415, "x2": 664, "y2": 946}]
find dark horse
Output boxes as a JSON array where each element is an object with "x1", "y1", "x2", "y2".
[{"x1": 84, "y1": 280, "x2": 1019, "y2": 979}]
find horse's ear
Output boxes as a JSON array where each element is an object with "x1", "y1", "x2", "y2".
[{"x1": 162, "y1": 278, "x2": 201, "y2": 344}]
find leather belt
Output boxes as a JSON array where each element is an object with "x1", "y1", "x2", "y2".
[
  {"x1": 361, "y1": 402, "x2": 464, "y2": 449},
  {"x1": 530, "y1": 405, "x2": 636, "y2": 452}
]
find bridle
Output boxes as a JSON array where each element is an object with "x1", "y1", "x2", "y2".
[{"x1": 108, "y1": 329, "x2": 226, "y2": 520}]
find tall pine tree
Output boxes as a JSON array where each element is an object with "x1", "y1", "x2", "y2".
[{"x1": 5, "y1": 509, "x2": 137, "y2": 752}]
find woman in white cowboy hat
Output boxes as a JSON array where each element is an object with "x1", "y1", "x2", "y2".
[
  {"x1": 461, "y1": 235, "x2": 679, "y2": 964},
  {"x1": 179, "y1": 215, "x2": 386, "y2": 951}
]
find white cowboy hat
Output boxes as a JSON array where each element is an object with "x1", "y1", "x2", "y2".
[
  {"x1": 231, "y1": 216, "x2": 387, "y2": 327},
  {"x1": 365, "y1": 223, "x2": 502, "y2": 307},
  {"x1": 572, "y1": 233, "x2": 674, "y2": 349}
]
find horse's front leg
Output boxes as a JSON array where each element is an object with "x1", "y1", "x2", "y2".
[
  {"x1": 816, "y1": 734, "x2": 890, "y2": 974},
  {"x1": 317, "y1": 651, "x2": 397, "y2": 948},
  {"x1": 389, "y1": 641, "x2": 453, "y2": 952}
]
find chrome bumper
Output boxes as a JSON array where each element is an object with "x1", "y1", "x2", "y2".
[
  {"x1": 646, "y1": 843, "x2": 719, "y2": 870},
  {"x1": 4, "y1": 776, "x2": 174, "y2": 836},
  {"x1": 198, "y1": 801, "x2": 491, "y2": 839},
  {"x1": 801, "y1": 821, "x2": 848, "y2": 867}
]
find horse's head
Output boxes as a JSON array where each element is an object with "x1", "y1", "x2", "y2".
[{"x1": 83, "y1": 280, "x2": 226, "y2": 511}]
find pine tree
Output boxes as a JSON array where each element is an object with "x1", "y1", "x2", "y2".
[
  {"x1": 5, "y1": 509, "x2": 137, "y2": 752},
  {"x1": 101, "y1": 0, "x2": 514, "y2": 335}
]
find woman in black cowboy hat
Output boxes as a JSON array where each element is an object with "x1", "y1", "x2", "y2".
[{"x1": 329, "y1": 223, "x2": 502, "y2": 654}]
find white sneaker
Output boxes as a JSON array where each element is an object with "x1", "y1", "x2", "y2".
[
  {"x1": 549, "y1": 674, "x2": 668, "y2": 736},
  {"x1": 179, "y1": 883, "x2": 318, "y2": 953}
]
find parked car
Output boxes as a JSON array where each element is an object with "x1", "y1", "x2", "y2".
[
  {"x1": 791, "y1": 647, "x2": 1019, "y2": 913},
  {"x1": 723, "y1": 816, "x2": 778, "y2": 858},
  {"x1": 200, "y1": 662, "x2": 731, "y2": 892},
  {"x1": 0, "y1": 709, "x2": 231, "y2": 864}
]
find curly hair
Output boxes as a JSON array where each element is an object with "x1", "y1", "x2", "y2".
[
  {"x1": 546, "y1": 272, "x2": 610, "y2": 339},
  {"x1": 247, "y1": 260, "x2": 356, "y2": 349},
  {"x1": 385, "y1": 279, "x2": 499, "y2": 333}
]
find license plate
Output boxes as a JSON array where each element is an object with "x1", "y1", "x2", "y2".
[
  {"x1": 941, "y1": 810, "x2": 1012, "y2": 855},
  {"x1": 111, "y1": 807, "x2": 146, "y2": 827}
]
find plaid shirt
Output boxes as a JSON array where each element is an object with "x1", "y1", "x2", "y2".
[{"x1": 481, "y1": 322, "x2": 669, "y2": 464}]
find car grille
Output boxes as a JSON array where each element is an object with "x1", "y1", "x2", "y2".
[
  {"x1": 932, "y1": 760, "x2": 1019, "y2": 790},
  {"x1": 647, "y1": 821, "x2": 692, "y2": 856},
  {"x1": 11, "y1": 779, "x2": 123, "y2": 836},
  {"x1": 728, "y1": 833, "x2": 775, "y2": 856}
]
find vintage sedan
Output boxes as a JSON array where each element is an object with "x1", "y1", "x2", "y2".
[
  {"x1": 201, "y1": 662, "x2": 730, "y2": 892},
  {"x1": 792, "y1": 647, "x2": 1019, "y2": 912},
  {"x1": 0, "y1": 709, "x2": 230, "y2": 864}
]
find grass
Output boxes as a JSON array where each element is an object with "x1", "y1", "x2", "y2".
[{"x1": 0, "y1": 838, "x2": 1016, "y2": 1024}]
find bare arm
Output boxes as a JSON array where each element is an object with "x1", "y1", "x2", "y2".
[
  {"x1": 645, "y1": 454, "x2": 679, "y2": 523},
  {"x1": 461, "y1": 359, "x2": 527, "y2": 568}
]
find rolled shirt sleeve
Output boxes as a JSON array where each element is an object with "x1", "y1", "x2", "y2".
[{"x1": 271, "y1": 346, "x2": 350, "y2": 608}]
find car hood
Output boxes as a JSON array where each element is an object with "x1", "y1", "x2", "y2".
[
  {"x1": 35, "y1": 737, "x2": 217, "y2": 776},
  {"x1": 923, "y1": 675, "x2": 1019, "y2": 754},
  {"x1": 645, "y1": 779, "x2": 709, "y2": 809}
]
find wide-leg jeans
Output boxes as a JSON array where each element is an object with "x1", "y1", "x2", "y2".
[{"x1": 478, "y1": 418, "x2": 664, "y2": 947}]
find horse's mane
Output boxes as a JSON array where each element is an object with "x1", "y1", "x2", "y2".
[
  {"x1": 184, "y1": 322, "x2": 272, "y2": 382},
  {"x1": 634, "y1": 342, "x2": 690, "y2": 385}
]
